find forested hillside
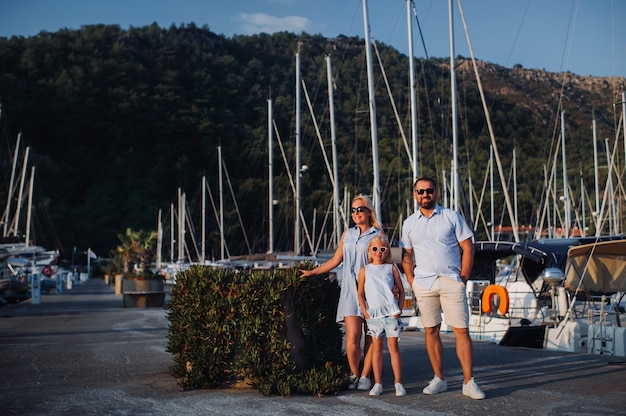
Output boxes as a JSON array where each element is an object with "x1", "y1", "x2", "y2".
[{"x1": 0, "y1": 24, "x2": 624, "y2": 260}]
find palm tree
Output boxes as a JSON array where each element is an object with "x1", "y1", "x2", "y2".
[{"x1": 114, "y1": 228, "x2": 157, "y2": 273}]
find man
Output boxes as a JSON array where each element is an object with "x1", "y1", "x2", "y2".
[{"x1": 401, "y1": 177, "x2": 486, "y2": 400}]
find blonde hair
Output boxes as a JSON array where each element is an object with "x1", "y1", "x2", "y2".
[
  {"x1": 352, "y1": 194, "x2": 382, "y2": 230},
  {"x1": 367, "y1": 235, "x2": 392, "y2": 264}
]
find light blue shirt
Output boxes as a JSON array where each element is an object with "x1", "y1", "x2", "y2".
[
  {"x1": 363, "y1": 263, "x2": 401, "y2": 319},
  {"x1": 401, "y1": 204, "x2": 474, "y2": 290}
]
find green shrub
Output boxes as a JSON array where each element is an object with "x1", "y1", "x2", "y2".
[{"x1": 166, "y1": 264, "x2": 349, "y2": 396}]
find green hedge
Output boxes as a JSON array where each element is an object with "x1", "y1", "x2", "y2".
[{"x1": 166, "y1": 264, "x2": 350, "y2": 396}]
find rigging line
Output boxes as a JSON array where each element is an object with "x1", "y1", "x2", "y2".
[
  {"x1": 348, "y1": 53, "x2": 371, "y2": 197},
  {"x1": 559, "y1": 0, "x2": 579, "y2": 75},
  {"x1": 184, "y1": 202, "x2": 200, "y2": 262},
  {"x1": 536, "y1": 141, "x2": 563, "y2": 238},
  {"x1": 372, "y1": 40, "x2": 413, "y2": 168},
  {"x1": 613, "y1": 112, "x2": 626, "y2": 197},
  {"x1": 299, "y1": 52, "x2": 327, "y2": 159},
  {"x1": 410, "y1": 0, "x2": 456, "y2": 198},
  {"x1": 469, "y1": 1, "x2": 530, "y2": 174},
  {"x1": 546, "y1": 1, "x2": 580, "y2": 175},
  {"x1": 313, "y1": 198, "x2": 334, "y2": 253},
  {"x1": 301, "y1": 75, "x2": 341, "y2": 249},
  {"x1": 496, "y1": 151, "x2": 515, "y2": 238},
  {"x1": 503, "y1": 0, "x2": 531, "y2": 70},
  {"x1": 301, "y1": 64, "x2": 332, "y2": 159},
  {"x1": 455, "y1": 0, "x2": 504, "y2": 231},
  {"x1": 406, "y1": 2, "x2": 438, "y2": 175},
  {"x1": 221, "y1": 158, "x2": 252, "y2": 255},
  {"x1": 473, "y1": 157, "x2": 491, "y2": 238},
  {"x1": 301, "y1": 78, "x2": 336, "y2": 188},
  {"x1": 204, "y1": 177, "x2": 230, "y2": 259},
  {"x1": 411, "y1": 0, "x2": 452, "y2": 148},
  {"x1": 596, "y1": 135, "x2": 624, "y2": 235},
  {"x1": 273, "y1": 119, "x2": 315, "y2": 254},
  {"x1": 329, "y1": 1, "x2": 363, "y2": 91}
]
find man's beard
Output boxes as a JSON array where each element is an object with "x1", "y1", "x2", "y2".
[{"x1": 419, "y1": 199, "x2": 435, "y2": 210}]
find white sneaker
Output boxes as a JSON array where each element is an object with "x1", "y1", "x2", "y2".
[
  {"x1": 422, "y1": 375, "x2": 447, "y2": 395},
  {"x1": 462, "y1": 377, "x2": 486, "y2": 400},
  {"x1": 348, "y1": 374, "x2": 359, "y2": 390},
  {"x1": 394, "y1": 382, "x2": 406, "y2": 396},
  {"x1": 369, "y1": 383, "x2": 383, "y2": 396},
  {"x1": 357, "y1": 376, "x2": 371, "y2": 391}
]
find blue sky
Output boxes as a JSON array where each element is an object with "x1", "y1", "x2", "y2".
[{"x1": 1, "y1": 0, "x2": 624, "y2": 77}]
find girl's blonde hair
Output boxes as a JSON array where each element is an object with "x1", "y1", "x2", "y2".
[
  {"x1": 352, "y1": 194, "x2": 382, "y2": 230},
  {"x1": 367, "y1": 235, "x2": 392, "y2": 264}
]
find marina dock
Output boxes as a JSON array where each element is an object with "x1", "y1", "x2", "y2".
[{"x1": 1, "y1": 278, "x2": 625, "y2": 415}]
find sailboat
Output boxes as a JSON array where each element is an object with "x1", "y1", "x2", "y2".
[
  {"x1": 1, "y1": 133, "x2": 60, "y2": 304},
  {"x1": 397, "y1": 0, "x2": 626, "y2": 358}
]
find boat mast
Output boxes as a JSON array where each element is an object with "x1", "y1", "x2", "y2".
[
  {"x1": 407, "y1": 0, "x2": 418, "y2": 212},
  {"x1": 218, "y1": 146, "x2": 225, "y2": 260},
  {"x1": 24, "y1": 166, "x2": 34, "y2": 247},
  {"x1": 580, "y1": 169, "x2": 585, "y2": 237},
  {"x1": 178, "y1": 188, "x2": 185, "y2": 262},
  {"x1": 514, "y1": 147, "x2": 518, "y2": 238},
  {"x1": 326, "y1": 56, "x2": 341, "y2": 247},
  {"x1": 622, "y1": 91, "x2": 626, "y2": 180},
  {"x1": 621, "y1": 91, "x2": 625, "y2": 234},
  {"x1": 201, "y1": 175, "x2": 206, "y2": 263},
  {"x1": 593, "y1": 118, "x2": 600, "y2": 232},
  {"x1": 448, "y1": 0, "x2": 459, "y2": 212},
  {"x1": 490, "y1": 146, "x2": 494, "y2": 240},
  {"x1": 170, "y1": 203, "x2": 175, "y2": 263},
  {"x1": 295, "y1": 45, "x2": 302, "y2": 255},
  {"x1": 12, "y1": 146, "x2": 30, "y2": 237},
  {"x1": 362, "y1": 0, "x2": 381, "y2": 220},
  {"x1": 561, "y1": 111, "x2": 570, "y2": 237},
  {"x1": 605, "y1": 139, "x2": 616, "y2": 234},
  {"x1": 268, "y1": 98, "x2": 274, "y2": 253},
  {"x1": 156, "y1": 209, "x2": 162, "y2": 269},
  {"x1": 3, "y1": 132, "x2": 21, "y2": 237}
]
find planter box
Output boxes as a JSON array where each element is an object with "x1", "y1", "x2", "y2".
[{"x1": 122, "y1": 278, "x2": 165, "y2": 308}]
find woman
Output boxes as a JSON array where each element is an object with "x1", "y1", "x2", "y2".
[{"x1": 300, "y1": 194, "x2": 382, "y2": 390}]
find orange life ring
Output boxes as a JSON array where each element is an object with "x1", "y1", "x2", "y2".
[
  {"x1": 42, "y1": 266, "x2": 52, "y2": 277},
  {"x1": 481, "y1": 285, "x2": 509, "y2": 315}
]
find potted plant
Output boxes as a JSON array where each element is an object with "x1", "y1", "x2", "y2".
[
  {"x1": 111, "y1": 228, "x2": 164, "y2": 307},
  {"x1": 112, "y1": 228, "x2": 158, "y2": 275}
]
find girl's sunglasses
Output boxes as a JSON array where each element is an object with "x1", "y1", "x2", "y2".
[{"x1": 371, "y1": 246, "x2": 387, "y2": 253}]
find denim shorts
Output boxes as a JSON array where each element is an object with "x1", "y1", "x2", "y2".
[{"x1": 366, "y1": 315, "x2": 403, "y2": 339}]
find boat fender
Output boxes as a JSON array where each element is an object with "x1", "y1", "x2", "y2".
[{"x1": 481, "y1": 285, "x2": 509, "y2": 315}]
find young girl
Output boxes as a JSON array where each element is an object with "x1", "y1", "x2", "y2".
[{"x1": 357, "y1": 236, "x2": 406, "y2": 396}]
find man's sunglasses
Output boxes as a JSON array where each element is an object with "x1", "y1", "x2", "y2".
[{"x1": 414, "y1": 188, "x2": 435, "y2": 195}]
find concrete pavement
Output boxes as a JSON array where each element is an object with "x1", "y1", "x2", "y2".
[{"x1": 1, "y1": 278, "x2": 625, "y2": 415}]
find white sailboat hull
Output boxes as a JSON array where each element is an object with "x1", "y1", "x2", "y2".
[{"x1": 403, "y1": 237, "x2": 626, "y2": 358}]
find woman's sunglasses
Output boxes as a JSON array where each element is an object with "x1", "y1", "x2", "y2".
[
  {"x1": 351, "y1": 206, "x2": 368, "y2": 214},
  {"x1": 371, "y1": 246, "x2": 387, "y2": 253}
]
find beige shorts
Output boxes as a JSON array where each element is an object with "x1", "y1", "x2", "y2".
[{"x1": 413, "y1": 276, "x2": 468, "y2": 328}]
